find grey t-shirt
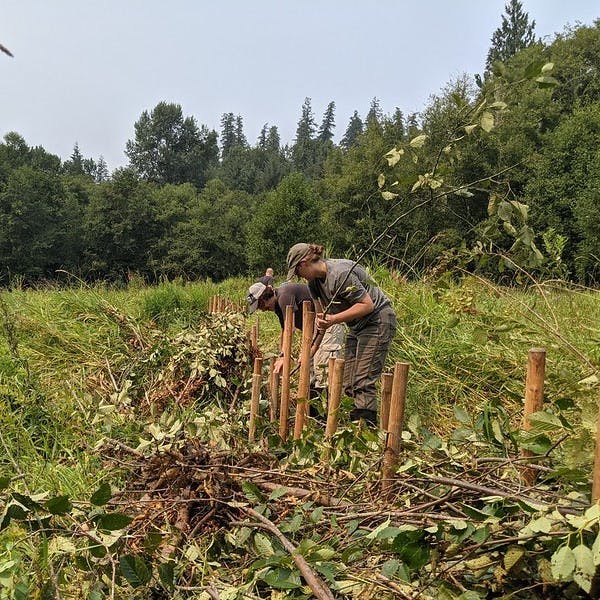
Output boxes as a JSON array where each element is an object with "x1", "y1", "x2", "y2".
[
  {"x1": 308, "y1": 259, "x2": 392, "y2": 332},
  {"x1": 274, "y1": 283, "x2": 313, "y2": 330}
]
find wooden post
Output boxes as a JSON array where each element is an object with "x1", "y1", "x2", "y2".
[
  {"x1": 248, "y1": 357, "x2": 263, "y2": 442},
  {"x1": 592, "y1": 407, "x2": 600, "y2": 502},
  {"x1": 209, "y1": 296, "x2": 214, "y2": 314},
  {"x1": 279, "y1": 306, "x2": 294, "y2": 441},
  {"x1": 327, "y1": 356, "x2": 336, "y2": 397},
  {"x1": 269, "y1": 358, "x2": 280, "y2": 422},
  {"x1": 325, "y1": 359, "x2": 345, "y2": 439},
  {"x1": 382, "y1": 362, "x2": 409, "y2": 493},
  {"x1": 380, "y1": 372, "x2": 394, "y2": 431},
  {"x1": 521, "y1": 348, "x2": 546, "y2": 486},
  {"x1": 294, "y1": 302, "x2": 314, "y2": 440}
]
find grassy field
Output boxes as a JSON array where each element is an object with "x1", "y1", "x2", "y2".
[{"x1": 0, "y1": 273, "x2": 599, "y2": 598}]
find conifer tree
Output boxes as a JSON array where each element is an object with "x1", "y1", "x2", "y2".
[
  {"x1": 220, "y1": 112, "x2": 237, "y2": 158},
  {"x1": 96, "y1": 156, "x2": 109, "y2": 182},
  {"x1": 318, "y1": 101, "x2": 336, "y2": 142},
  {"x1": 485, "y1": 0, "x2": 536, "y2": 74},
  {"x1": 292, "y1": 97, "x2": 317, "y2": 173},
  {"x1": 235, "y1": 115, "x2": 247, "y2": 147},
  {"x1": 258, "y1": 124, "x2": 268, "y2": 149},
  {"x1": 365, "y1": 97, "x2": 383, "y2": 127},
  {"x1": 64, "y1": 142, "x2": 85, "y2": 176},
  {"x1": 340, "y1": 111, "x2": 363, "y2": 150},
  {"x1": 266, "y1": 126, "x2": 280, "y2": 153}
]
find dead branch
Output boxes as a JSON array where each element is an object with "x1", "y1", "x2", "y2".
[{"x1": 241, "y1": 507, "x2": 335, "y2": 600}]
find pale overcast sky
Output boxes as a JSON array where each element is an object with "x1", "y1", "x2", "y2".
[{"x1": 2, "y1": 1, "x2": 598, "y2": 170}]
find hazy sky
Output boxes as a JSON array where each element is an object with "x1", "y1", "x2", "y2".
[{"x1": 2, "y1": 1, "x2": 598, "y2": 170}]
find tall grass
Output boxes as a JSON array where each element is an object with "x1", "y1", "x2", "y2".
[{"x1": 0, "y1": 274, "x2": 598, "y2": 488}]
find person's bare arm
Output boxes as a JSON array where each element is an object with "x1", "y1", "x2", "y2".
[{"x1": 315, "y1": 293, "x2": 373, "y2": 330}]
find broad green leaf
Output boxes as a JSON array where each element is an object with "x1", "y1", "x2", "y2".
[
  {"x1": 241, "y1": 481, "x2": 265, "y2": 504},
  {"x1": 573, "y1": 545, "x2": 595, "y2": 593},
  {"x1": 377, "y1": 173, "x2": 385, "y2": 189},
  {"x1": 345, "y1": 519, "x2": 359, "y2": 534},
  {"x1": 280, "y1": 513, "x2": 302, "y2": 533},
  {"x1": 509, "y1": 200, "x2": 529, "y2": 222},
  {"x1": 158, "y1": 562, "x2": 175, "y2": 591},
  {"x1": 528, "y1": 516, "x2": 552, "y2": 533},
  {"x1": 535, "y1": 76, "x2": 559, "y2": 88},
  {"x1": 497, "y1": 201, "x2": 513, "y2": 221},
  {"x1": 525, "y1": 59, "x2": 546, "y2": 78},
  {"x1": 480, "y1": 111, "x2": 494, "y2": 132},
  {"x1": 48, "y1": 536, "x2": 77, "y2": 556},
  {"x1": 315, "y1": 561, "x2": 337, "y2": 582},
  {"x1": 450, "y1": 520, "x2": 469, "y2": 531},
  {"x1": 12, "y1": 492, "x2": 42, "y2": 511},
  {"x1": 503, "y1": 221, "x2": 517, "y2": 236},
  {"x1": 366, "y1": 518, "x2": 391, "y2": 540},
  {"x1": 0, "y1": 502, "x2": 27, "y2": 530},
  {"x1": 411, "y1": 179, "x2": 422, "y2": 192},
  {"x1": 268, "y1": 487, "x2": 288, "y2": 501},
  {"x1": 516, "y1": 432, "x2": 552, "y2": 454},
  {"x1": 90, "y1": 482, "x2": 112, "y2": 506},
  {"x1": 541, "y1": 62, "x2": 554, "y2": 73},
  {"x1": 0, "y1": 476, "x2": 9, "y2": 491},
  {"x1": 261, "y1": 567, "x2": 302, "y2": 589},
  {"x1": 310, "y1": 507, "x2": 324, "y2": 523},
  {"x1": 312, "y1": 547, "x2": 336, "y2": 560},
  {"x1": 428, "y1": 178, "x2": 442, "y2": 189},
  {"x1": 46, "y1": 495, "x2": 72, "y2": 515},
  {"x1": 489, "y1": 101, "x2": 507, "y2": 110},
  {"x1": 526, "y1": 411, "x2": 563, "y2": 432},
  {"x1": 491, "y1": 420, "x2": 504, "y2": 444},
  {"x1": 453, "y1": 406, "x2": 470, "y2": 424},
  {"x1": 583, "y1": 503, "x2": 600, "y2": 523},
  {"x1": 254, "y1": 532, "x2": 274, "y2": 557},
  {"x1": 120, "y1": 555, "x2": 151, "y2": 588},
  {"x1": 97, "y1": 513, "x2": 133, "y2": 531},
  {"x1": 384, "y1": 147, "x2": 404, "y2": 166},
  {"x1": 487, "y1": 193, "x2": 500, "y2": 216},
  {"x1": 551, "y1": 546, "x2": 575, "y2": 581},
  {"x1": 381, "y1": 191, "x2": 398, "y2": 200},
  {"x1": 566, "y1": 513, "x2": 596, "y2": 531},
  {"x1": 464, "y1": 124, "x2": 478, "y2": 135},
  {"x1": 409, "y1": 134, "x2": 428, "y2": 148},
  {"x1": 381, "y1": 559, "x2": 400, "y2": 578}
]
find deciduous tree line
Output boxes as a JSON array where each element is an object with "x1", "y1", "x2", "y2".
[{"x1": 1, "y1": 12, "x2": 599, "y2": 285}]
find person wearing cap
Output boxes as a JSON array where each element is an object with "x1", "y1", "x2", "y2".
[
  {"x1": 247, "y1": 280, "x2": 344, "y2": 403},
  {"x1": 286, "y1": 243, "x2": 396, "y2": 426}
]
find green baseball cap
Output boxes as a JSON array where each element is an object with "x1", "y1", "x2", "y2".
[{"x1": 286, "y1": 243, "x2": 311, "y2": 280}]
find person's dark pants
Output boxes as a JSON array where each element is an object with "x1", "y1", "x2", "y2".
[{"x1": 343, "y1": 306, "x2": 396, "y2": 416}]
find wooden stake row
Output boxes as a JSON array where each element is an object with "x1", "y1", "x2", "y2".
[
  {"x1": 247, "y1": 311, "x2": 600, "y2": 505},
  {"x1": 208, "y1": 295, "x2": 245, "y2": 314}
]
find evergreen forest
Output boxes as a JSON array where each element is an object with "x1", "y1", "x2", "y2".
[{"x1": 1, "y1": 7, "x2": 599, "y2": 287}]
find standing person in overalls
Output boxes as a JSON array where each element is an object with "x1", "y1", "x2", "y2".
[
  {"x1": 246, "y1": 281, "x2": 344, "y2": 409},
  {"x1": 286, "y1": 243, "x2": 396, "y2": 426}
]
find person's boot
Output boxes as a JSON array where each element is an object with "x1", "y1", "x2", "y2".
[{"x1": 350, "y1": 408, "x2": 377, "y2": 427}]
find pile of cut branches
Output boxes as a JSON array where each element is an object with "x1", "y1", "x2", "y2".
[{"x1": 94, "y1": 405, "x2": 599, "y2": 599}]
